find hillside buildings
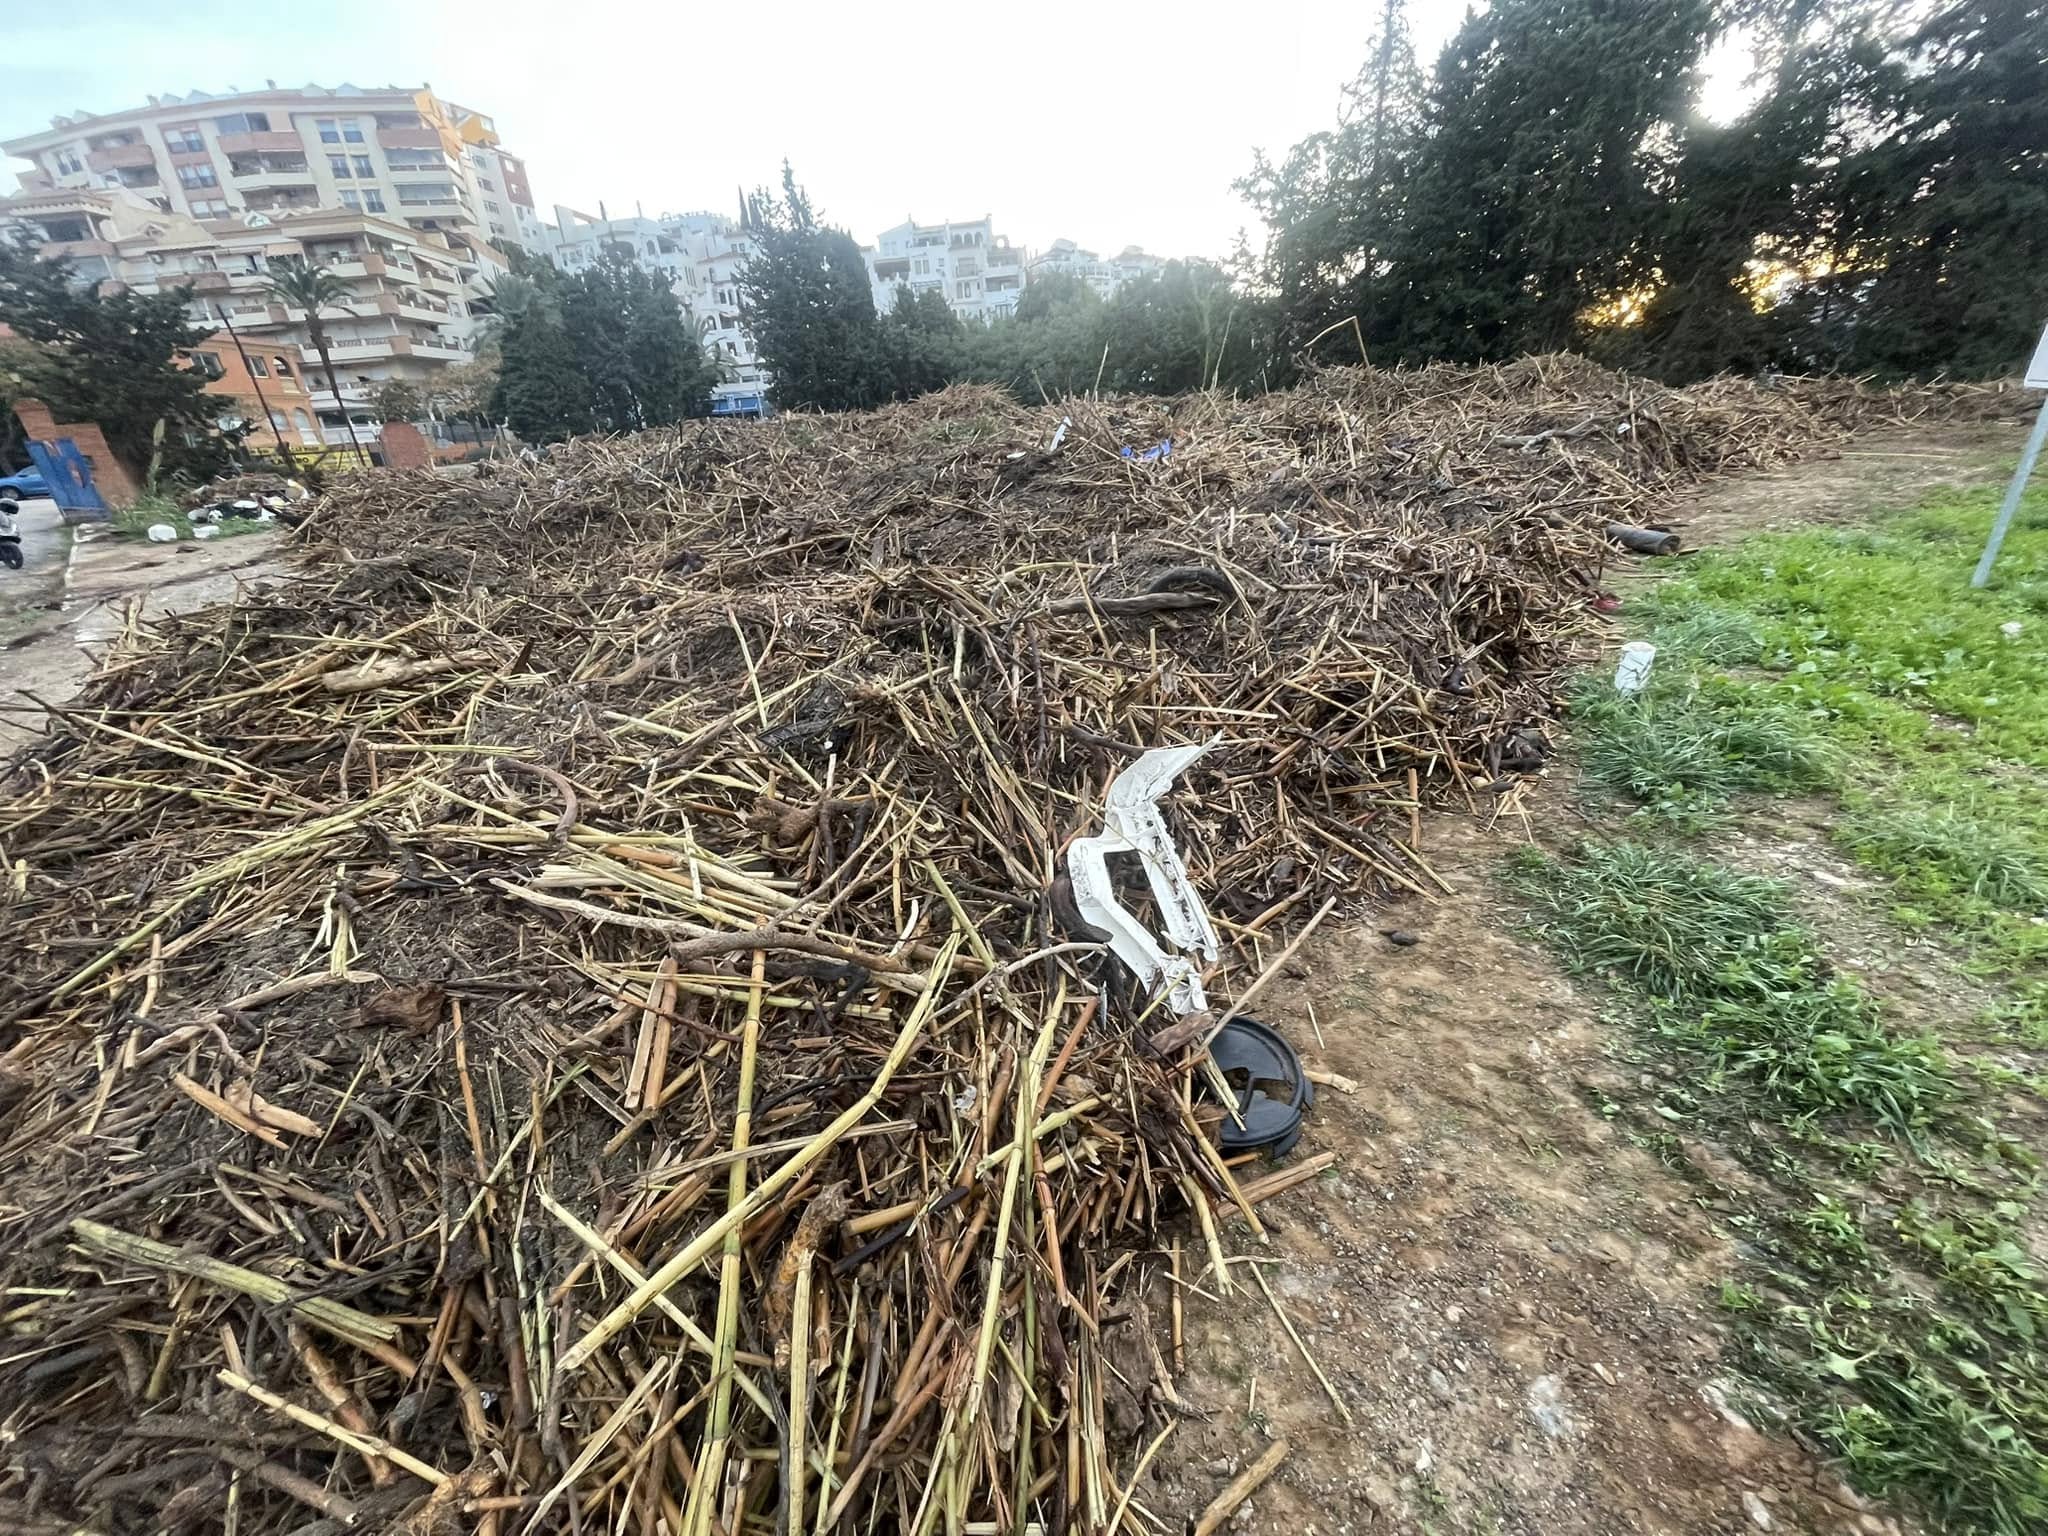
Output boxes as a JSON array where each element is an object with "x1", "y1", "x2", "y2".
[
  {"x1": 0, "y1": 186, "x2": 497, "y2": 448},
  {"x1": 862, "y1": 217, "x2": 1025, "y2": 323},
  {"x1": 1027, "y1": 239, "x2": 1166, "y2": 299},
  {"x1": 2, "y1": 84, "x2": 539, "y2": 254},
  {"x1": 545, "y1": 205, "x2": 768, "y2": 415}
]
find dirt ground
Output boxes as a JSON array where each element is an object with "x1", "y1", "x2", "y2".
[{"x1": 1148, "y1": 420, "x2": 2033, "y2": 1536}]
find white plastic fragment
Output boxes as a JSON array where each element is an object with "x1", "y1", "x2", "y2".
[
  {"x1": 146, "y1": 523, "x2": 179, "y2": 543},
  {"x1": 1065, "y1": 737, "x2": 1222, "y2": 1016},
  {"x1": 1614, "y1": 640, "x2": 1656, "y2": 694}
]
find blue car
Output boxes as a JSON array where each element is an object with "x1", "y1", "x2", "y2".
[{"x1": 0, "y1": 467, "x2": 49, "y2": 500}]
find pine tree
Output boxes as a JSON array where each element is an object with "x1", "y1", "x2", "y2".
[
  {"x1": 739, "y1": 165, "x2": 895, "y2": 412},
  {"x1": 557, "y1": 256, "x2": 639, "y2": 431},
  {"x1": 1238, "y1": 0, "x2": 1423, "y2": 365},
  {"x1": 0, "y1": 233, "x2": 235, "y2": 481},
  {"x1": 1393, "y1": 0, "x2": 1715, "y2": 361},
  {"x1": 1630, "y1": 1, "x2": 1904, "y2": 380},
  {"x1": 1847, "y1": 0, "x2": 2048, "y2": 376},
  {"x1": 625, "y1": 263, "x2": 718, "y2": 423},
  {"x1": 490, "y1": 305, "x2": 594, "y2": 444},
  {"x1": 881, "y1": 285, "x2": 962, "y2": 398}
]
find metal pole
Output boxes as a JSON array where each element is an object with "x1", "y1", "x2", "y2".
[
  {"x1": 214, "y1": 304, "x2": 295, "y2": 461},
  {"x1": 1972, "y1": 393, "x2": 2048, "y2": 588}
]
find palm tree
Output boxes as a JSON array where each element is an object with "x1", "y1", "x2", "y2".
[{"x1": 266, "y1": 259, "x2": 368, "y2": 466}]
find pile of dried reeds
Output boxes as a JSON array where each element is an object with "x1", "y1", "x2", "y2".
[{"x1": 0, "y1": 359, "x2": 2006, "y2": 1535}]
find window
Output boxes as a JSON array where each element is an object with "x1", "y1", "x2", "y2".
[
  {"x1": 362, "y1": 190, "x2": 386, "y2": 213},
  {"x1": 166, "y1": 127, "x2": 205, "y2": 155},
  {"x1": 478, "y1": 176, "x2": 497, "y2": 191},
  {"x1": 293, "y1": 409, "x2": 313, "y2": 438},
  {"x1": 54, "y1": 150, "x2": 83, "y2": 176},
  {"x1": 352, "y1": 155, "x2": 373, "y2": 178},
  {"x1": 383, "y1": 148, "x2": 443, "y2": 169},
  {"x1": 339, "y1": 190, "x2": 361, "y2": 209},
  {"x1": 192, "y1": 351, "x2": 226, "y2": 381},
  {"x1": 317, "y1": 119, "x2": 340, "y2": 144},
  {"x1": 214, "y1": 112, "x2": 271, "y2": 134},
  {"x1": 330, "y1": 155, "x2": 352, "y2": 179},
  {"x1": 274, "y1": 356, "x2": 294, "y2": 379},
  {"x1": 177, "y1": 163, "x2": 218, "y2": 188},
  {"x1": 191, "y1": 198, "x2": 230, "y2": 217},
  {"x1": 485, "y1": 200, "x2": 500, "y2": 213},
  {"x1": 248, "y1": 355, "x2": 269, "y2": 378},
  {"x1": 341, "y1": 119, "x2": 364, "y2": 143}
]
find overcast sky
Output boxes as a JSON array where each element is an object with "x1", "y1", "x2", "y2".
[{"x1": 6, "y1": 0, "x2": 1752, "y2": 260}]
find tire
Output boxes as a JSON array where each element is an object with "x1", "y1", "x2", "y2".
[{"x1": 0, "y1": 542, "x2": 22, "y2": 569}]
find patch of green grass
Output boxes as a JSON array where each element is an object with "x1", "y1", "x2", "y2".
[
  {"x1": 1513, "y1": 841, "x2": 1956, "y2": 1134},
  {"x1": 1840, "y1": 802, "x2": 2048, "y2": 913},
  {"x1": 1582, "y1": 479, "x2": 2048, "y2": 969},
  {"x1": 111, "y1": 494, "x2": 269, "y2": 544},
  {"x1": 1574, "y1": 672, "x2": 1832, "y2": 810},
  {"x1": 1519, "y1": 838, "x2": 2048, "y2": 1530}
]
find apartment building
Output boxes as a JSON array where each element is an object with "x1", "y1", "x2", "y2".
[
  {"x1": 1027, "y1": 239, "x2": 1166, "y2": 299},
  {"x1": 864, "y1": 217, "x2": 1025, "y2": 324},
  {"x1": 0, "y1": 186, "x2": 494, "y2": 447},
  {"x1": 545, "y1": 205, "x2": 768, "y2": 415},
  {"x1": 1, "y1": 84, "x2": 539, "y2": 254}
]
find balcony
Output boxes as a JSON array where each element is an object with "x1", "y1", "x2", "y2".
[
  {"x1": 374, "y1": 293, "x2": 456, "y2": 322},
  {"x1": 303, "y1": 336, "x2": 399, "y2": 363},
  {"x1": 183, "y1": 271, "x2": 233, "y2": 294},
  {"x1": 87, "y1": 143, "x2": 156, "y2": 172},
  {"x1": 299, "y1": 334, "x2": 470, "y2": 365},
  {"x1": 43, "y1": 237, "x2": 115, "y2": 260},
  {"x1": 377, "y1": 125, "x2": 443, "y2": 151},
  {"x1": 323, "y1": 256, "x2": 389, "y2": 280},
  {"x1": 217, "y1": 131, "x2": 304, "y2": 156},
  {"x1": 234, "y1": 167, "x2": 316, "y2": 191}
]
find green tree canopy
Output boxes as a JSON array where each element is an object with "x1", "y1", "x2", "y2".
[
  {"x1": 740, "y1": 165, "x2": 899, "y2": 412},
  {"x1": 0, "y1": 234, "x2": 235, "y2": 482},
  {"x1": 490, "y1": 304, "x2": 593, "y2": 444}
]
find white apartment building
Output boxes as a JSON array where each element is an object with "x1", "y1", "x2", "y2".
[
  {"x1": 2, "y1": 84, "x2": 539, "y2": 255},
  {"x1": 544, "y1": 205, "x2": 768, "y2": 415},
  {"x1": 1027, "y1": 238, "x2": 1166, "y2": 299},
  {"x1": 864, "y1": 216, "x2": 1025, "y2": 323},
  {"x1": 0, "y1": 185, "x2": 494, "y2": 446}
]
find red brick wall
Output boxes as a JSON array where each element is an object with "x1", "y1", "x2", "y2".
[
  {"x1": 11, "y1": 398, "x2": 141, "y2": 510},
  {"x1": 379, "y1": 420, "x2": 433, "y2": 470}
]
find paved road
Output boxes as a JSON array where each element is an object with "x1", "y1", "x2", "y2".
[
  {"x1": 7, "y1": 495, "x2": 69, "y2": 575},
  {"x1": 2, "y1": 503, "x2": 287, "y2": 744}
]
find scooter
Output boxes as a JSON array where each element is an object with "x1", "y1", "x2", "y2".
[{"x1": 0, "y1": 497, "x2": 21, "y2": 569}]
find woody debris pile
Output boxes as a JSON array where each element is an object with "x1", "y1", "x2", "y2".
[{"x1": 0, "y1": 358, "x2": 2004, "y2": 1534}]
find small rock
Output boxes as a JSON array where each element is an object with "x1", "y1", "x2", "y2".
[
  {"x1": 1742, "y1": 1491, "x2": 1775, "y2": 1531},
  {"x1": 1443, "y1": 1304, "x2": 1465, "y2": 1324},
  {"x1": 1382, "y1": 929, "x2": 1420, "y2": 947},
  {"x1": 1526, "y1": 1375, "x2": 1574, "y2": 1439},
  {"x1": 1428, "y1": 1369, "x2": 1454, "y2": 1401},
  {"x1": 1821, "y1": 1482, "x2": 1869, "y2": 1513},
  {"x1": 1592, "y1": 1362, "x2": 1618, "y2": 1386}
]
